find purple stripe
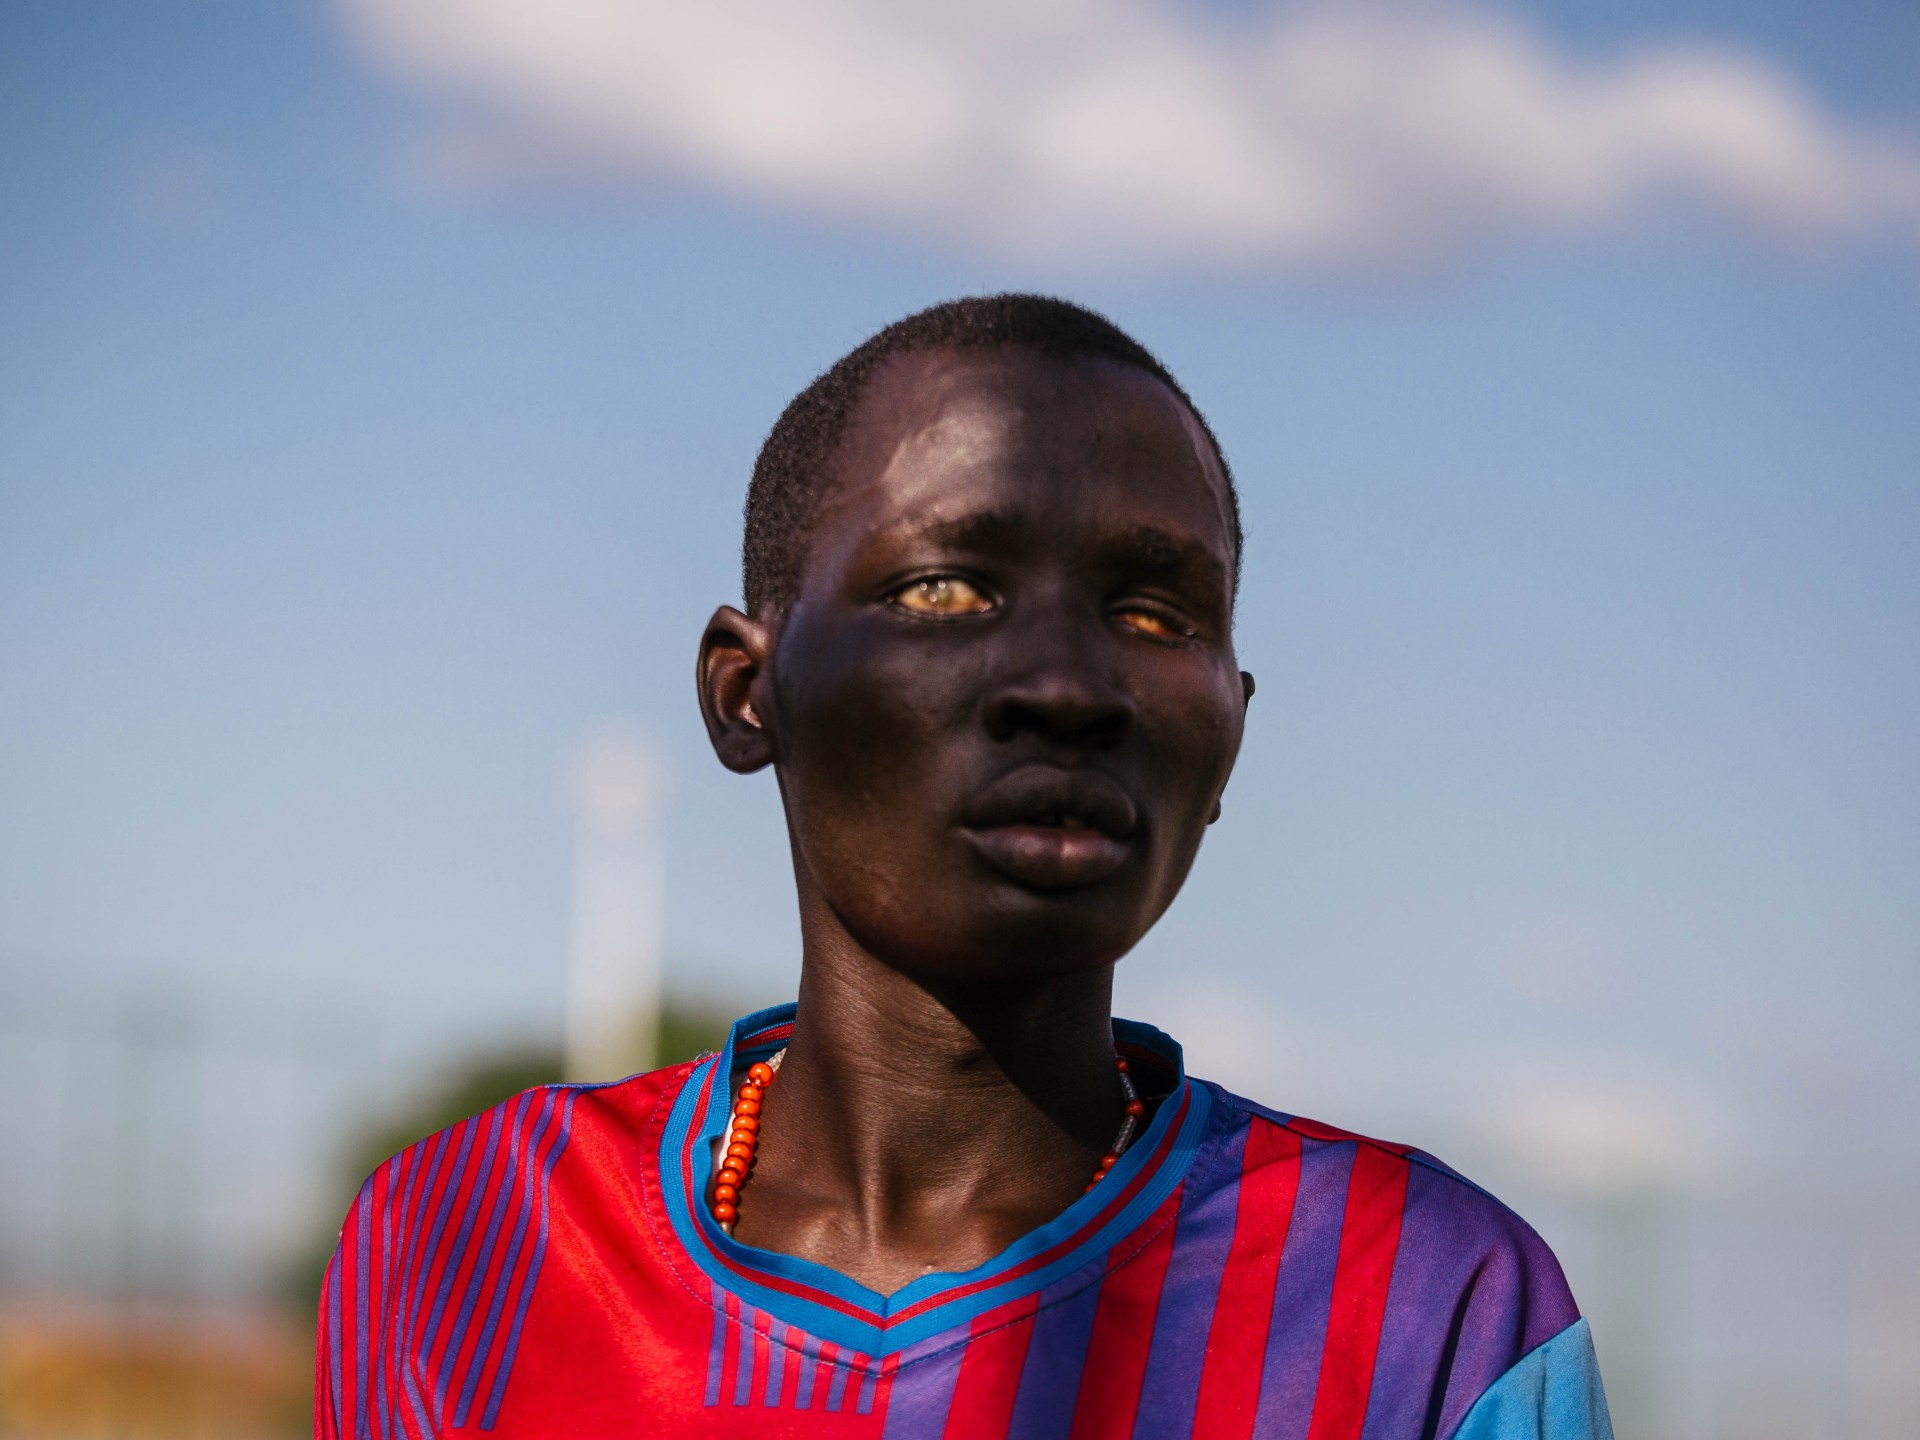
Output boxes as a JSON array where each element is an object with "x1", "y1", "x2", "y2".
[
  {"x1": 325, "y1": 1249, "x2": 344, "y2": 1435},
  {"x1": 764, "y1": 1319, "x2": 789, "y2": 1406},
  {"x1": 428, "y1": 1100, "x2": 514, "y2": 1419},
  {"x1": 856, "y1": 1359, "x2": 882, "y2": 1415},
  {"x1": 375, "y1": 1152, "x2": 404, "y2": 1440},
  {"x1": 396, "y1": 1129, "x2": 452, "y2": 1440},
  {"x1": 455, "y1": 1094, "x2": 559, "y2": 1421},
  {"x1": 1252, "y1": 1139, "x2": 1357, "y2": 1440},
  {"x1": 447, "y1": 1093, "x2": 542, "y2": 1427},
  {"x1": 480, "y1": 1090, "x2": 575, "y2": 1428},
  {"x1": 705, "y1": 1299, "x2": 727, "y2": 1407},
  {"x1": 825, "y1": 1353, "x2": 854, "y2": 1412},
  {"x1": 734, "y1": 1306, "x2": 759, "y2": 1406},
  {"x1": 1006, "y1": 1270, "x2": 1108, "y2": 1437},
  {"x1": 420, "y1": 1105, "x2": 506, "y2": 1413},
  {"x1": 387, "y1": 1140, "x2": 436, "y2": 1440},
  {"x1": 401, "y1": 1122, "x2": 470, "y2": 1372},
  {"x1": 879, "y1": 1332, "x2": 970, "y2": 1438},
  {"x1": 796, "y1": 1335, "x2": 823, "y2": 1409},
  {"x1": 1359, "y1": 1161, "x2": 1581, "y2": 1440},
  {"x1": 354, "y1": 1175, "x2": 373, "y2": 1440},
  {"x1": 1132, "y1": 1112, "x2": 1251, "y2": 1438}
]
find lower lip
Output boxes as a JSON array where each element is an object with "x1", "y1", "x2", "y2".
[{"x1": 962, "y1": 825, "x2": 1132, "y2": 890}]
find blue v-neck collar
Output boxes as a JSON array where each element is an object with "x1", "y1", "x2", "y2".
[{"x1": 655, "y1": 1003, "x2": 1211, "y2": 1358}]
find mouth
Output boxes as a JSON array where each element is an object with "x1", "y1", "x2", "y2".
[{"x1": 959, "y1": 765, "x2": 1139, "y2": 891}]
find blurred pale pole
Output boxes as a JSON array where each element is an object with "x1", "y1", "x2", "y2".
[{"x1": 565, "y1": 732, "x2": 666, "y2": 1082}]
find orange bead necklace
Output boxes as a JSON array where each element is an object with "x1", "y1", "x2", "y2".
[{"x1": 709, "y1": 1047, "x2": 1145, "y2": 1235}]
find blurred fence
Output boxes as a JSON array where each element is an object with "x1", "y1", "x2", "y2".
[
  {"x1": 0, "y1": 957, "x2": 564, "y2": 1440},
  {"x1": 0, "y1": 966, "x2": 462, "y2": 1305}
]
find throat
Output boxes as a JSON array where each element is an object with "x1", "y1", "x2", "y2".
[{"x1": 712, "y1": 967, "x2": 1137, "y2": 1295}]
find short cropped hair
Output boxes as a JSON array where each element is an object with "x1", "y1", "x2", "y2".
[{"x1": 743, "y1": 294, "x2": 1241, "y2": 616}]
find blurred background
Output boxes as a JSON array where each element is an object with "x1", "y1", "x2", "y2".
[{"x1": 3, "y1": 1, "x2": 1917, "y2": 1436}]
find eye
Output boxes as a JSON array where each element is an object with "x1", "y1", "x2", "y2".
[
  {"x1": 890, "y1": 576, "x2": 994, "y2": 617},
  {"x1": 1114, "y1": 606, "x2": 1196, "y2": 642}
]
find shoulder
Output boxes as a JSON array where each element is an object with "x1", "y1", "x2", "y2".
[
  {"x1": 315, "y1": 1061, "x2": 705, "y2": 1433},
  {"x1": 329, "y1": 1061, "x2": 698, "y2": 1254},
  {"x1": 1195, "y1": 1082, "x2": 1603, "y2": 1439},
  {"x1": 1202, "y1": 1080, "x2": 1576, "y2": 1323}
]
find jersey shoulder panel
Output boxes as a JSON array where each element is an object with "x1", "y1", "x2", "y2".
[
  {"x1": 1450, "y1": 1318, "x2": 1614, "y2": 1440},
  {"x1": 1206, "y1": 1085, "x2": 1591, "y2": 1440},
  {"x1": 314, "y1": 1062, "x2": 699, "y2": 1440}
]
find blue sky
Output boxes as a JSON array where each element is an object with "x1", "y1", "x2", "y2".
[
  {"x1": 2, "y1": 4, "x2": 1919, "y2": 1416},
  {"x1": 3, "y1": 0, "x2": 1916, "y2": 1093}
]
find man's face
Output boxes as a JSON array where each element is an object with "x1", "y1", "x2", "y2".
[{"x1": 762, "y1": 346, "x2": 1249, "y2": 984}]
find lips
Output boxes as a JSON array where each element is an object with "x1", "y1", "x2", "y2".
[{"x1": 960, "y1": 766, "x2": 1139, "y2": 890}]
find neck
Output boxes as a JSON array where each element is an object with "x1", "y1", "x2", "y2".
[{"x1": 730, "y1": 890, "x2": 1128, "y2": 1293}]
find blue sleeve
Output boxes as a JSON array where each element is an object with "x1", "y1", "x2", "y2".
[{"x1": 1450, "y1": 1318, "x2": 1614, "y2": 1440}]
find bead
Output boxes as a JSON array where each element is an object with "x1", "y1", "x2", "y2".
[{"x1": 713, "y1": 1042, "x2": 1142, "y2": 1222}]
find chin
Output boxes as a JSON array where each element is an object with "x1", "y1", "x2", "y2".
[{"x1": 877, "y1": 887, "x2": 1152, "y2": 988}]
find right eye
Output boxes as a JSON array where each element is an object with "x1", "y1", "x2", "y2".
[{"x1": 890, "y1": 576, "x2": 994, "y2": 617}]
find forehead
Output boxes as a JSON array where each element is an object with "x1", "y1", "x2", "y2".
[{"x1": 816, "y1": 346, "x2": 1235, "y2": 566}]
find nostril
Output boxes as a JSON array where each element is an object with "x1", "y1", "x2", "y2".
[{"x1": 984, "y1": 683, "x2": 1135, "y2": 747}]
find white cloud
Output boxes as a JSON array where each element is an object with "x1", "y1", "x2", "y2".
[
  {"x1": 339, "y1": 0, "x2": 1920, "y2": 268},
  {"x1": 1480, "y1": 1062, "x2": 1730, "y2": 1197}
]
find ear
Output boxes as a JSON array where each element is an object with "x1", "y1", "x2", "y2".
[
  {"x1": 1207, "y1": 671, "x2": 1256, "y2": 825},
  {"x1": 698, "y1": 605, "x2": 778, "y2": 773}
]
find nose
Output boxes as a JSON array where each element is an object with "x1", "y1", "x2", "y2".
[{"x1": 982, "y1": 608, "x2": 1136, "y2": 749}]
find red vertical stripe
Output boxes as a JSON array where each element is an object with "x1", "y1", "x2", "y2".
[
  {"x1": 942, "y1": 1294, "x2": 1042, "y2": 1439},
  {"x1": 1191, "y1": 1122, "x2": 1305, "y2": 1438},
  {"x1": 811, "y1": 1340, "x2": 841, "y2": 1410},
  {"x1": 870, "y1": 1350, "x2": 901, "y2": 1430},
  {"x1": 1304, "y1": 1146, "x2": 1410, "y2": 1440},
  {"x1": 1067, "y1": 1189, "x2": 1183, "y2": 1440},
  {"x1": 749, "y1": 1309, "x2": 771, "y2": 1407}
]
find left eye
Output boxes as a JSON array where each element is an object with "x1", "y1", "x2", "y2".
[
  {"x1": 892, "y1": 576, "x2": 994, "y2": 616},
  {"x1": 1115, "y1": 608, "x2": 1194, "y2": 641}
]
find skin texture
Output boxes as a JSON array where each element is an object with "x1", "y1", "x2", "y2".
[{"x1": 697, "y1": 346, "x2": 1254, "y2": 1294}]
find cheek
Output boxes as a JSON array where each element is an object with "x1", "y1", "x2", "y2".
[
  {"x1": 1146, "y1": 669, "x2": 1245, "y2": 807},
  {"x1": 774, "y1": 625, "x2": 976, "y2": 828}
]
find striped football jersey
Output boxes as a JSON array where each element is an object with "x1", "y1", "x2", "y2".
[{"x1": 316, "y1": 1004, "x2": 1611, "y2": 1439}]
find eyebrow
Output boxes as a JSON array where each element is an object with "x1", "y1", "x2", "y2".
[
  {"x1": 915, "y1": 510, "x2": 1025, "y2": 551},
  {"x1": 1103, "y1": 524, "x2": 1229, "y2": 594}
]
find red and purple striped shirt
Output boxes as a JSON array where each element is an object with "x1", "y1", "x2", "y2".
[{"x1": 317, "y1": 1005, "x2": 1611, "y2": 1439}]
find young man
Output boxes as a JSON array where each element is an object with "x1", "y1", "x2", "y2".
[{"x1": 318, "y1": 297, "x2": 1612, "y2": 1439}]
